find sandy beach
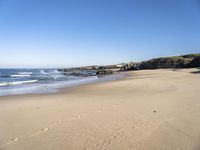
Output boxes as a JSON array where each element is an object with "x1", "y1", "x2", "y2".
[{"x1": 0, "y1": 68, "x2": 200, "y2": 150}]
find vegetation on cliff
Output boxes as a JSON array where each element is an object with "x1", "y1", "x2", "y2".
[
  {"x1": 58, "y1": 53, "x2": 200, "y2": 75},
  {"x1": 120, "y1": 53, "x2": 200, "y2": 71}
]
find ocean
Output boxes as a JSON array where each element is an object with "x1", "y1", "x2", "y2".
[
  {"x1": 0, "y1": 69, "x2": 124, "y2": 96},
  {"x1": 0, "y1": 69, "x2": 98, "y2": 96}
]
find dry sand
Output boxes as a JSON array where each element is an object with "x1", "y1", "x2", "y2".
[{"x1": 0, "y1": 68, "x2": 200, "y2": 150}]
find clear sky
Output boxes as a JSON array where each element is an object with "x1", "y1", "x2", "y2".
[{"x1": 0, "y1": 0, "x2": 200, "y2": 68}]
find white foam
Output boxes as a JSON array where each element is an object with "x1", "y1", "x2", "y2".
[
  {"x1": 0, "y1": 80, "x2": 38, "y2": 87},
  {"x1": 11, "y1": 74, "x2": 30, "y2": 77},
  {"x1": 51, "y1": 69, "x2": 60, "y2": 74},
  {"x1": 11, "y1": 72, "x2": 32, "y2": 77},
  {"x1": 18, "y1": 72, "x2": 32, "y2": 75},
  {"x1": 40, "y1": 70, "x2": 49, "y2": 75}
]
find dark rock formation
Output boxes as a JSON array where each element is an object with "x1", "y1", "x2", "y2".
[
  {"x1": 120, "y1": 53, "x2": 200, "y2": 71},
  {"x1": 189, "y1": 56, "x2": 200, "y2": 67},
  {"x1": 57, "y1": 69, "x2": 96, "y2": 77},
  {"x1": 58, "y1": 65, "x2": 120, "y2": 72},
  {"x1": 120, "y1": 62, "x2": 140, "y2": 71},
  {"x1": 96, "y1": 70, "x2": 113, "y2": 76},
  {"x1": 58, "y1": 53, "x2": 200, "y2": 73},
  {"x1": 139, "y1": 57, "x2": 192, "y2": 69}
]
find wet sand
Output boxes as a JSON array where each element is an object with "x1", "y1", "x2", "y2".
[{"x1": 0, "y1": 68, "x2": 200, "y2": 150}]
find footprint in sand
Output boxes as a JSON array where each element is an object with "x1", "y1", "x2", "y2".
[
  {"x1": 153, "y1": 110, "x2": 157, "y2": 113},
  {"x1": 30, "y1": 128, "x2": 49, "y2": 137},
  {"x1": 41, "y1": 128, "x2": 49, "y2": 132},
  {"x1": 12, "y1": 137, "x2": 20, "y2": 142},
  {"x1": 69, "y1": 115, "x2": 82, "y2": 121},
  {"x1": 0, "y1": 137, "x2": 21, "y2": 148}
]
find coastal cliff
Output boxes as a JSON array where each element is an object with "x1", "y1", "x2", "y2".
[
  {"x1": 57, "y1": 53, "x2": 200, "y2": 75},
  {"x1": 120, "y1": 53, "x2": 200, "y2": 71}
]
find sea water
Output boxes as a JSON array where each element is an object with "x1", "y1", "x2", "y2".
[
  {"x1": 0, "y1": 69, "x2": 98, "y2": 96},
  {"x1": 0, "y1": 69, "x2": 124, "y2": 96}
]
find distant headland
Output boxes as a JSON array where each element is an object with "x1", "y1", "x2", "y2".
[{"x1": 57, "y1": 53, "x2": 200, "y2": 75}]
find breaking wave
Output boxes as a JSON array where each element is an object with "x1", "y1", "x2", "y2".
[{"x1": 0, "y1": 80, "x2": 38, "y2": 87}]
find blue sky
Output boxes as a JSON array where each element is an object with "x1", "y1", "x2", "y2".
[{"x1": 0, "y1": 0, "x2": 200, "y2": 68}]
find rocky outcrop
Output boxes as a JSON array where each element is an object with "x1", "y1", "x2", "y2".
[
  {"x1": 120, "y1": 53, "x2": 200, "y2": 71},
  {"x1": 189, "y1": 56, "x2": 200, "y2": 67},
  {"x1": 58, "y1": 53, "x2": 200, "y2": 74},
  {"x1": 96, "y1": 70, "x2": 113, "y2": 76},
  {"x1": 139, "y1": 57, "x2": 192, "y2": 69},
  {"x1": 57, "y1": 69, "x2": 96, "y2": 77},
  {"x1": 58, "y1": 65, "x2": 120, "y2": 72},
  {"x1": 120, "y1": 62, "x2": 140, "y2": 71}
]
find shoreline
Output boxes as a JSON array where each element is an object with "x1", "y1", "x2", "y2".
[
  {"x1": 0, "y1": 72, "x2": 129, "y2": 100},
  {"x1": 0, "y1": 68, "x2": 196, "y2": 100},
  {"x1": 0, "y1": 72, "x2": 127, "y2": 98},
  {"x1": 0, "y1": 68, "x2": 200, "y2": 150}
]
